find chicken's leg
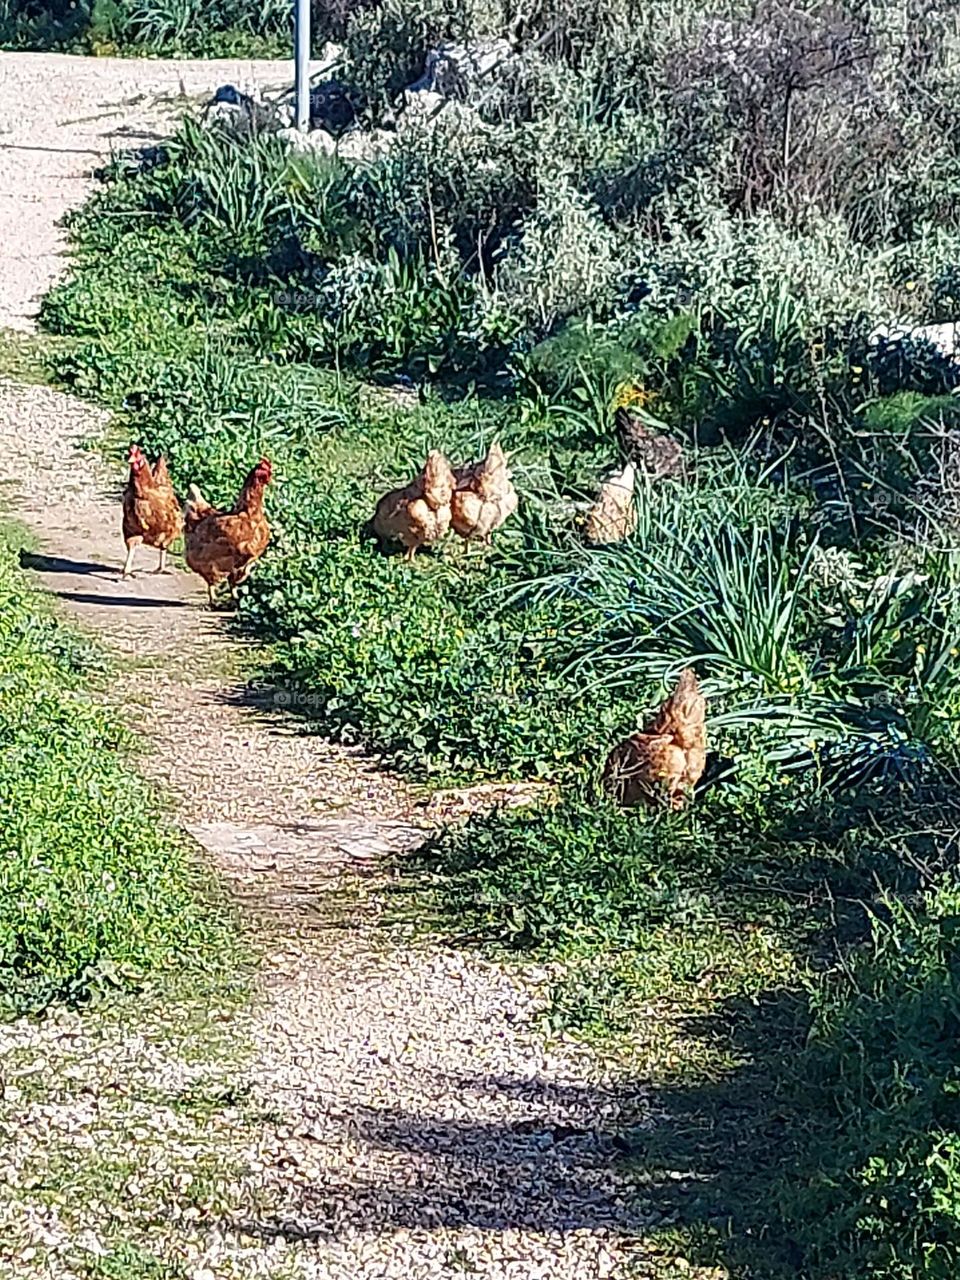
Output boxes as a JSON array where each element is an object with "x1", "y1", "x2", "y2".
[
  {"x1": 207, "y1": 583, "x2": 217, "y2": 609},
  {"x1": 152, "y1": 547, "x2": 169, "y2": 574},
  {"x1": 121, "y1": 538, "x2": 141, "y2": 579}
]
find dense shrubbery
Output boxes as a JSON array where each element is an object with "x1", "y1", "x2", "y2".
[
  {"x1": 35, "y1": 0, "x2": 960, "y2": 1271},
  {"x1": 0, "y1": 0, "x2": 365, "y2": 55},
  {"x1": 0, "y1": 536, "x2": 232, "y2": 1015}
]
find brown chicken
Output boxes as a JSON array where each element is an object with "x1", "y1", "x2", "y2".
[
  {"x1": 372, "y1": 450, "x2": 456, "y2": 562},
  {"x1": 603, "y1": 669, "x2": 707, "y2": 810},
  {"x1": 583, "y1": 460, "x2": 637, "y2": 545},
  {"x1": 183, "y1": 458, "x2": 272, "y2": 606},
  {"x1": 616, "y1": 407, "x2": 686, "y2": 480},
  {"x1": 451, "y1": 441, "x2": 518, "y2": 545},
  {"x1": 121, "y1": 444, "x2": 183, "y2": 577}
]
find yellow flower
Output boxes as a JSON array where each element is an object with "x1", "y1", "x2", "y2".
[
  {"x1": 905, "y1": 280, "x2": 917, "y2": 291},
  {"x1": 851, "y1": 365, "x2": 863, "y2": 375},
  {"x1": 611, "y1": 380, "x2": 657, "y2": 413}
]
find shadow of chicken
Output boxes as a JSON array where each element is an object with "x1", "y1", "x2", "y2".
[
  {"x1": 184, "y1": 458, "x2": 272, "y2": 607},
  {"x1": 122, "y1": 444, "x2": 182, "y2": 578},
  {"x1": 451, "y1": 441, "x2": 518, "y2": 546},
  {"x1": 616, "y1": 407, "x2": 686, "y2": 480},
  {"x1": 604, "y1": 668, "x2": 707, "y2": 810},
  {"x1": 583, "y1": 460, "x2": 637, "y2": 545},
  {"x1": 372, "y1": 450, "x2": 456, "y2": 562}
]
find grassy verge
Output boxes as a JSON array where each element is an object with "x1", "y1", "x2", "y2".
[
  {"x1": 0, "y1": 525, "x2": 237, "y2": 1017},
  {"x1": 0, "y1": 330, "x2": 56, "y2": 385}
]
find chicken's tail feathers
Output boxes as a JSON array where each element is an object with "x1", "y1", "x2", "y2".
[
  {"x1": 359, "y1": 515, "x2": 379, "y2": 544},
  {"x1": 183, "y1": 483, "x2": 215, "y2": 528}
]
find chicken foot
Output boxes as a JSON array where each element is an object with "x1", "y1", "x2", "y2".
[{"x1": 150, "y1": 547, "x2": 170, "y2": 574}]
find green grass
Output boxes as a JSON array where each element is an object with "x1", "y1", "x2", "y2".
[
  {"x1": 0, "y1": 526, "x2": 236, "y2": 1016},
  {"x1": 84, "y1": 1242, "x2": 185, "y2": 1280},
  {"x1": 0, "y1": 329, "x2": 61, "y2": 385}
]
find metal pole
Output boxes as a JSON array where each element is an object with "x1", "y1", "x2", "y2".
[{"x1": 294, "y1": 0, "x2": 310, "y2": 132}]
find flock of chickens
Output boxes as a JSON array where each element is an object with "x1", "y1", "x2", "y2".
[
  {"x1": 121, "y1": 427, "x2": 709, "y2": 811},
  {"x1": 122, "y1": 446, "x2": 273, "y2": 606},
  {"x1": 365, "y1": 417, "x2": 682, "y2": 559},
  {"x1": 371, "y1": 441, "x2": 519, "y2": 559}
]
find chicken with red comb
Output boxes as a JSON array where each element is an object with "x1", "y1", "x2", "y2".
[{"x1": 183, "y1": 459, "x2": 273, "y2": 607}]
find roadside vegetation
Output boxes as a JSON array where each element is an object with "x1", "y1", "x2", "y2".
[
  {"x1": 21, "y1": 0, "x2": 960, "y2": 1273},
  {"x1": 0, "y1": 0, "x2": 292, "y2": 56},
  {"x1": 0, "y1": 529, "x2": 234, "y2": 1017}
]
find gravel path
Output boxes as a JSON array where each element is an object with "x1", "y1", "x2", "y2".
[
  {"x1": 0, "y1": 52, "x2": 295, "y2": 329},
  {"x1": 0, "y1": 54, "x2": 651, "y2": 1280}
]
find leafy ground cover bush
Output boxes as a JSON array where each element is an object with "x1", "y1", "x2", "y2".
[{"x1": 0, "y1": 532, "x2": 233, "y2": 1016}]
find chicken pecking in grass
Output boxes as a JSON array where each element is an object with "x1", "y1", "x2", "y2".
[
  {"x1": 615, "y1": 407, "x2": 686, "y2": 481},
  {"x1": 604, "y1": 668, "x2": 707, "y2": 810},
  {"x1": 372, "y1": 449, "x2": 457, "y2": 562},
  {"x1": 583, "y1": 459, "x2": 637, "y2": 545},
  {"x1": 450, "y1": 441, "x2": 519, "y2": 547}
]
